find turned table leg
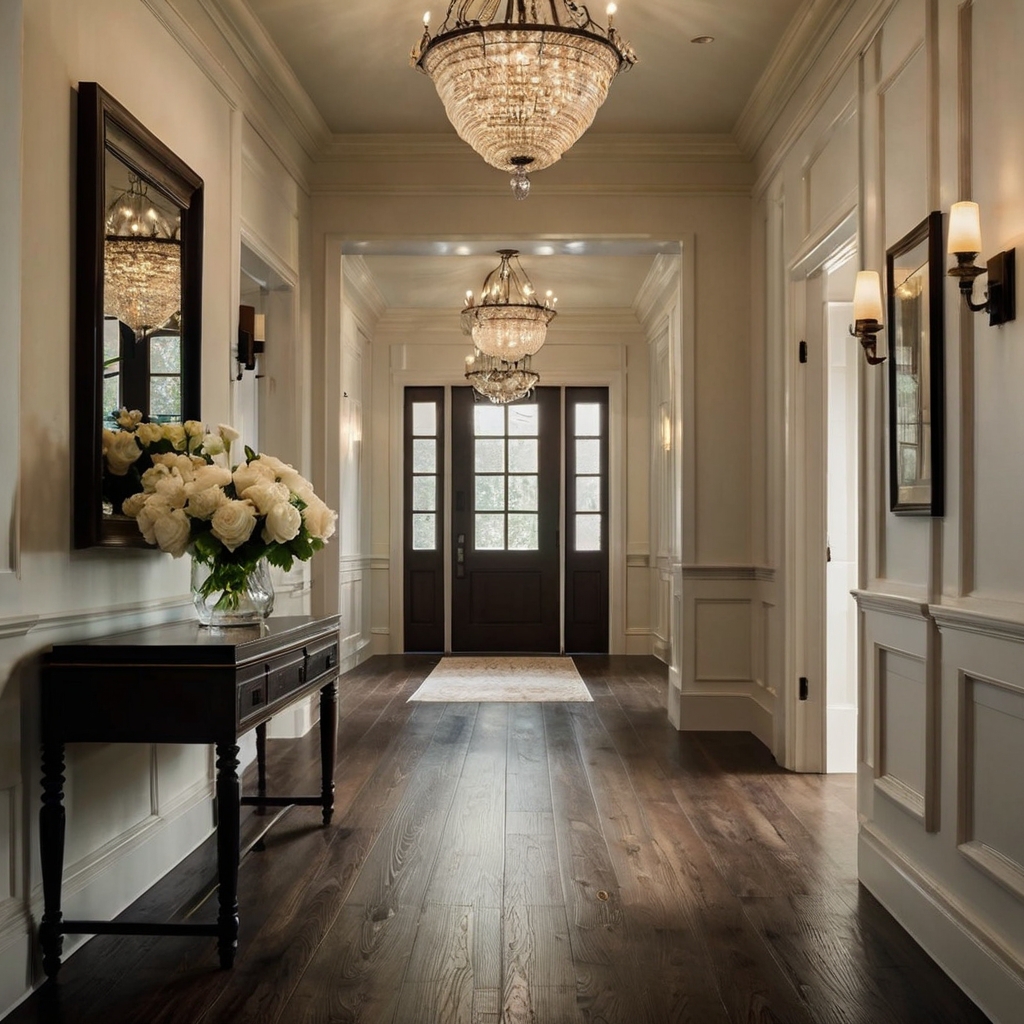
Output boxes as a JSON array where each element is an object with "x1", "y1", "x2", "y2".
[
  {"x1": 319, "y1": 681, "x2": 338, "y2": 826},
  {"x1": 215, "y1": 742, "x2": 240, "y2": 968},
  {"x1": 39, "y1": 742, "x2": 66, "y2": 979}
]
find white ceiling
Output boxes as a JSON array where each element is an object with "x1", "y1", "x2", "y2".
[
  {"x1": 240, "y1": 0, "x2": 805, "y2": 309},
  {"x1": 244, "y1": 0, "x2": 805, "y2": 135}
]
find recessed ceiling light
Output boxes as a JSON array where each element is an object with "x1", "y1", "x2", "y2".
[{"x1": 691, "y1": 35, "x2": 715, "y2": 44}]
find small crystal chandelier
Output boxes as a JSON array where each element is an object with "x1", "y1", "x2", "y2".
[
  {"x1": 413, "y1": 1, "x2": 637, "y2": 199},
  {"x1": 461, "y1": 249, "x2": 557, "y2": 360},
  {"x1": 465, "y1": 350, "x2": 539, "y2": 404},
  {"x1": 104, "y1": 174, "x2": 181, "y2": 338}
]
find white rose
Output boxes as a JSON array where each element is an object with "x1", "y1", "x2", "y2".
[
  {"x1": 151, "y1": 452, "x2": 195, "y2": 482},
  {"x1": 302, "y1": 497, "x2": 337, "y2": 541},
  {"x1": 105, "y1": 431, "x2": 143, "y2": 476},
  {"x1": 121, "y1": 492, "x2": 148, "y2": 518},
  {"x1": 189, "y1": 464, "x2": 232, "y2": 493},
  {"x1": 211, "y1": 499, "x2": 257, "y2": 552},
  {"x1": 116, "y1": 408, "x2": 142, "y2": 429},
  {"x1": 278, "y1": 467, "x2": 316, "y2": 502},
  {"x1": 154, "y1": 471, "x2": 188, "y2": 509},
  {"x1": 153, "y1": 508, "x2": 191, "y2": 557},
  {"x1": 136, "y1": 422, "x2": 163, "y2": 446},
  {"x1": 256, "y1": 454, "x2": 290, "y2": 474},
  {"x1": 232, "y1": 459, "x2": 275, "y2": 494},
  {"x1": 186, "y1": 486, "x2": 228, "y2": 521},
  {"x1": 136, "y1": 499, "x2": 171, "y2": 545},
  {"x1": 162, "y1": 424, "x2": 187, "y2": 451},
  {"x1": 243, "y1": 480, "x2": 290, "y2": 515},
  {"x1": 262, "y1": 502, "x2": 302, "y2": 544},
  {"x1": 218, "y1": 423, "x2": 240, "y2": 443},
  {"x1": 140, "y1": 464, "x2": 170, "y2": 492},
  {"x1": 201, "y1": 433, "x2": 226, "y2": 457}
]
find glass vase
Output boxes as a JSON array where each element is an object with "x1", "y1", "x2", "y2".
[{"x1": 190, "y1": 557, "x2": 275, "y2": 627}]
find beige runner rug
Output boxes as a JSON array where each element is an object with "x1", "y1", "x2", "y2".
[{"x1": 408, "y1": 656, "x2": 592, "y2": 703}]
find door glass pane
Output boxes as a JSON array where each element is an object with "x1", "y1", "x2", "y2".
[
  {"x1": 508, "y1": 475, "x2": 538, "y2": 511},
  {"x1": 475, "y1": 513, "x2": 505, "y2": 550},
  {"x1": 474, "y1": 404, "x2": 505, "y2": 436},
  {"x1": 413, "y1": 438, "x2": 436, "y2": 473},
  {"x1": 412, "y1": 513, "x2": 436, "y2": 550},
  {"x1": 508, "y1": 514, "x2": 539, "y2": 550},
  {"x1": 475, "y1": 438, "x2": 505, "y2": 473},
  {"x1": 508, "y1": 403, "x2": 539, "y2": 436},
  {"x1": 575, "y1": 403, "x2": 600, "y2": 436},
  {"x1": 576, "y1": 476, "x2": 601, "y2": 512},
  {"x1": 413, "y1": 476, "x2": 435, "y2": 511},
  {"x1": 150, "y1": 335, "x2": 181, "y2": 372},
  {"x1": 412, "y1": 402, "x2": 436, "y2": 437},
  {"x1": 508, "y1": 438, "x2": 538, "y2": 473},
  {"x1": 475, "y1": 475, "x2": 506, "y2": 510},
  {"x1": 576, "y1": 513, "x2": 601, "y2": 551},
  {"x1": 150, "y1": 377, "x2": 181, "y2": 421},
  {"x1": 575, "y1": 438, "x2": 600, "y2": 475}
]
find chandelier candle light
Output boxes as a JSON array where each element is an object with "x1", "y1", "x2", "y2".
[{"x1": 413, "y1": 1, "x2": 637, "y2": 198}]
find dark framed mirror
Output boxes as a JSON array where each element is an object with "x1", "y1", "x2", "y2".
[
  {"x1": 886, "y1": 210, "x2": 944, "y2": 516},
  {"x1": 74, "y1": 82, "x2": 203, "y2": 548}
]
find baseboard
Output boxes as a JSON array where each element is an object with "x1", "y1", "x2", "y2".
[
  {"x1": 676, "y1": 692, "x2": 772, "y2": 740},
  {"x1": 859, "y1": 824, "x2": 1024, "y2": 1024}
]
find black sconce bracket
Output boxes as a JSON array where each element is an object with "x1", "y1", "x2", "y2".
[
  {"x1": 948, "y1": 249, "x2": 1016, "y2": 326},
  {"x1": 237, "y1": 303, "x2": 265, "y2": 374},
  {"x1": 849, "y1": 319, "x2": 886, "y2": 365}
]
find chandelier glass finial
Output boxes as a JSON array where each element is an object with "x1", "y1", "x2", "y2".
[
  {"x1": 465, "y1": 350, "x2": 539, "y2": 404},
  {"x1": 413, "y1": 1, "x2": 637, "y2": 197}
]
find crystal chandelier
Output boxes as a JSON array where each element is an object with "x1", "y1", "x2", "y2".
[
  {"x1": 413, "y1": 1, "x2": 637, "y2": 199},
  {"x1": 465, "y1": 350, "x2": 539, "y2": 404},
  {"x1": 104, "y1": 174, "x2": 181, "y2": 337},
  {"x1": 461, "y1": 249, "x2": 556, "y2": 360}
]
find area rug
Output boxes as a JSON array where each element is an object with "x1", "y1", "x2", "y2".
[{"x1": 408, "y1": 656, "x2": 592, "y2": 703}]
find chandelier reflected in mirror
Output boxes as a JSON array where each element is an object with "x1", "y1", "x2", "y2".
[
  {"x1": 413, "y1": 1, "x2": 637, "y2": 199},
  {"x1": 104, "y1": 173, "x2": 181, "y2": 338}
]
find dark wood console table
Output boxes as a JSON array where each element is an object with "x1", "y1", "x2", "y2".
[{"x1": 39, "y1": 614, "x2": 341, "y2": 978}]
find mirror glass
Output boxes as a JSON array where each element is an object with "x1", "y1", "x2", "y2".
[{"x1": 74, "y1": 83, "x2": 203, "y2": 548}]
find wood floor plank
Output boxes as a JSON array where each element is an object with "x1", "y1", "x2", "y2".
[{"x1": 11, "y1": 655, "x2": 994, "y2": 1024}]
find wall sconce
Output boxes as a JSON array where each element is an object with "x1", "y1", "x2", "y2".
[
  {"x1": 237, "y1": 304, "x2": 265, "y2": 377},
  {"x1": 849, "y1": 270, "x2": 886, "y2": 365},
  {"x1": 659, "y1": 402, "x2": 671, "y2": 452},
  {"x1": 947, "y1": 201, "x2": 1016, "y2": 326}
]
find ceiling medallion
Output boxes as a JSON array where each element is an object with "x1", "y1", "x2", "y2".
[{"x1": 413, "y1": 1, "x2": 637, "y2": 199}]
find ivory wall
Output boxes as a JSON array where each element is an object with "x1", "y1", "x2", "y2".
[
  {"x1": 0, "y1": 0, "x2": 321, "y2": 1013},
  {"x1": 751, "y1": 0, "x2": 1024, "y2": 1019}
]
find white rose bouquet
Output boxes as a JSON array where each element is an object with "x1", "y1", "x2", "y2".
[{"x1": 102, "y1": 411, "x2": 336, "y2": 613}]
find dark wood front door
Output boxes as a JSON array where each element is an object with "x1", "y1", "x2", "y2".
[{"x1": 450, "y1": 387, "x2": 561, "y2": 653}]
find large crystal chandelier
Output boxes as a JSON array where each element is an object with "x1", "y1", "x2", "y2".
[
  {"x1": 461, "y1": 249, "x2": 556, "y2": 359},
  {"x1": 413, "y1": 1, "x2": 637, "y2": 198},
  {"x1": 104, "y1": 174, "x2": 181, "y2": 337},
  {"x1": 465, "y1": 350, "x2": 539, "y2": 404}
]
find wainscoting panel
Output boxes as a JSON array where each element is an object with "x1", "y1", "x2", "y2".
[
  {"x1": 876, "y1": 646, "x2": 928, "y2": 822},
  {"x1": 694, "y1": 598, "x2": 752, "y2": 684}
]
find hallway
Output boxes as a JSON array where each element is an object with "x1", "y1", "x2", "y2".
[{"x1": 11, "y1": 657, "x2": 989, "y2": 1024}]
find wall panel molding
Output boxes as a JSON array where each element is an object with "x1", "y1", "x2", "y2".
[{"x1": 682, "y1": 564, "x2": 776, "y2": 582}]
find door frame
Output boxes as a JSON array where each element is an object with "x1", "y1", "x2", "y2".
[
  {"x1": 389, "y1": 370, "x2": 625, "y2": 654},
  {"x1": 784, "y1": 207, "x2": 859, "y2": 772}
]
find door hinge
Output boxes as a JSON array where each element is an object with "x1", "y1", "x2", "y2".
[
  {"x1": 799, "y1": 676, "x2": 809, "y2": 701},
  {"x1": 798, "y1": 340, "x2": 808, "y2": 363}
]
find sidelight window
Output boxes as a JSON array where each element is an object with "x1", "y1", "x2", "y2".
[
  {"x1": 411, "y1": 401, "x2": 438, "y2": 550},
  {"x1": 573, "y1": 402, "x2": 602, "y2": 551}
]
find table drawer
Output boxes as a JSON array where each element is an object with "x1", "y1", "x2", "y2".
[
  {"x1": 305, "y1": 638, "x2": 339, "y2": 684},
  {"x1": 238, "y1": 669, "x2": 269, "y2": 726},
  {"x1": 267, "y1": 649, "x2": 307, "y2": 704}
]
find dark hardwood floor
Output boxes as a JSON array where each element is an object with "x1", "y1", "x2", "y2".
[{"x1": 11, "y1": 656, "x2": 992, "y2": 1024}]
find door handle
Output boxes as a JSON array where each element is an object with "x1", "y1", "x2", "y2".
[{"x1": 456, "y1": 532, "x2": 465, "y2": 578}]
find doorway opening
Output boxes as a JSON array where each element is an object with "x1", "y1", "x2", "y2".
[{"x1": 402, "y1": 385, "x2": 610, "y2": 655}]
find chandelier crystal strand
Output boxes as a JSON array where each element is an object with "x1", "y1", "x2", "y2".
[
  {"x1": 414, "y1": 2, "x2": 636, "y2": 198},
  {"x1": 465, "y1": 350, "x2": 539, "y2": 404}
]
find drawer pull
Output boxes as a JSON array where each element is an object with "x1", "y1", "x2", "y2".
[
  {"x1": 251, "y1": 689, "x2": 263, "y2": 707},
  {"x1": 326, "y1": 650, "x2": 336, "y2": 668}
]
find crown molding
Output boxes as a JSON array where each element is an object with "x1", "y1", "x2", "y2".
[
  {"x1": 633, "y1": 253, "x2": 683, "y2": 332},
  {"x1": 318, "y1": 132, "x2": 747, "y2": 165},
  {"x1": 375, "y1": 307, "x2": 640, "y2": 335},
  {"x1": 734, "y1": 0, "x2": 859, "y2": 157},
  {"x1": 310, "y1": 182, "x2": 750, "y2": 199},
  {"x1": 197, "y1": 0, "x2": 330, "y2": 156},
  {"x1": 341, "y1": 256, "x2": 388, "y2": 329}
]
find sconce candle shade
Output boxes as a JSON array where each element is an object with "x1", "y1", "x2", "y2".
[
  {"x1": 948, "y1": 201, "x2": 982, "y2": 255},
  {"x1": 853, "y1": 271, "x2": 884, "y2": 323}
]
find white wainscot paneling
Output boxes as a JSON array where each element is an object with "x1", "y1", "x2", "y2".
[
  {"x1": 340, "y1": 572, "x2": 364, "y2": 654},
  {"x1": 959, "y1": 675, "x2": 1024, "y2": 899},
  {"x1": 154, "y1": 744, "x2": 212, "y2": 816},
  {"x1": 804, "y1": 104, "x2": 858, "y2": 235},
  {"x1": 876, "y1": 647, "x2": 927, "y2": 821},
  {"x1": 881, "y1": 42, "x2": 929, "y2": 246},
  {"x1": 694, "y1": 599, "x2": 751, "y2": 684},
  {"x1": 0, "y1": 787, "x2": 13, "y2": 902}
]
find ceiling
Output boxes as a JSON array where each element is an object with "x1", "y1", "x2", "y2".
[{"x1": 240, "y1": 0, "x2": 805, "y2": 310}]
